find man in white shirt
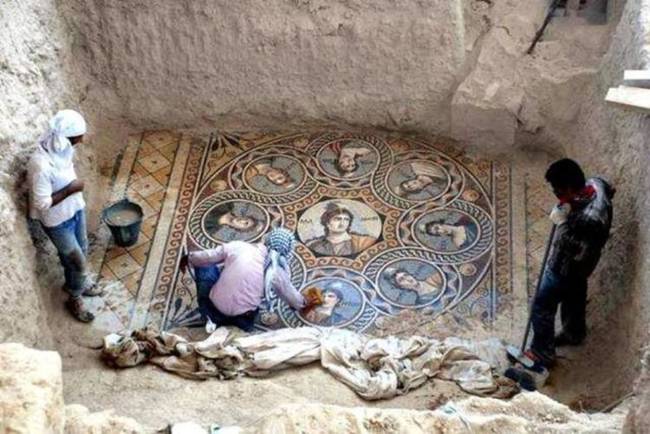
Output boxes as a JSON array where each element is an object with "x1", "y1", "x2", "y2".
[{"x1": 28, "y1": 110, "x2": 102, "y2": 322}]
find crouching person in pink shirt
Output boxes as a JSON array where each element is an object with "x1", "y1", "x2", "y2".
[{"x1": 179, "y1": 228, "x2": 319, "y2": 332}]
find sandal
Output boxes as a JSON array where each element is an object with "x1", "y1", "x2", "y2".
[{"x1": 65, "y1": 297, "x2": 95, "y2": 323}]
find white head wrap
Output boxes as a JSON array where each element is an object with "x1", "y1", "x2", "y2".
[{"x1": 38, "y1": 110, "x2": 86, "y2": 168}]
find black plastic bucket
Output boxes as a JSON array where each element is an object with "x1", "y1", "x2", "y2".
[{"x1": 102, "y1": 198, "x2": 144, "y2": 247}]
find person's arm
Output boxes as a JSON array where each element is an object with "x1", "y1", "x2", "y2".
[
  {"x1": 30, "y1": 164, "x2": 83, "y2": 212},
  {"x1": 51, "y1": 180, "x2": 84, "y2": 207},
  {"x1": 187, "y1": 245, "x2": 227, "y2": 267},
  {"x1": 271, "y1": 268, "x2": 306, "y2": 310}
]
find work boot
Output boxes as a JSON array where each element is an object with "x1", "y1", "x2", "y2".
[
  {"x1": 526, "y1": 348, "x2": 556, "y2": 368},
  {"x1": 505, "y1": 351, "x2": 550, "y2": 391},
  {"x1": 505, "y1": 367, "x2": 537, "y2": 391},
  {"x1": 82, "y1": 281, "x2": 105, "y2": 297},
  {"x1": 65, "y1": 296, "x2": 95, "y2": 323},
  {"x1": 555, "y1": 331, "x2": 584, "y2": 347}
]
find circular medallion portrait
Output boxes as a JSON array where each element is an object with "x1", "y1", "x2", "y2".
[
  {"x1": 202, "y1": 200, "x2": 268, "y2": 243},
  {"x1": 243, "y1": 155, "x2": 305, "y2": 194},
  {"x1": 298, "y1": 278, "x2": 364, "y2": 327},
  {"x1": 414, "y1": 209, "x2": 480, "y2": 253},
  {"x1": 317, "y1": 139, "x2": 379, "y2": 180},
  {"x1": 377, "y1": 259, "x2": 446, "y2": 308},
  {"x1": 388, "y1": 160, "x2": 450, "y2": 201},
  {"x1": 297, "y1": 199, "x2": 382, "y2": 257}
]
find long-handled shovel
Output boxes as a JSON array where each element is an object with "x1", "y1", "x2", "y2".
[{"x1": 506, "y1": 224, "x2": 557, "y2": 367}]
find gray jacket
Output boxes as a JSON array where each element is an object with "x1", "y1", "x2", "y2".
[{"x1": 546, "y1": 177, "x2": 614, "y2": 278}]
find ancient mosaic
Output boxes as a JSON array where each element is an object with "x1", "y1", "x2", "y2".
[
  {"x1": 95, "y1": 131, "x2": 512, "y2": 333},
  {"x1": 138, "y1": 131, "x2": 510, "y2": 332}
]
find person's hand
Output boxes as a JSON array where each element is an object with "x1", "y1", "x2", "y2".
[
  {"x1": 67, "y1": 179, "x2": 85, "y2": 194},
  {"x1": 302, "y1": 286, "x2": 324, "y2": 313},
  {"x1": 179, "y1": 254, "x2": 189, "y2": 275},
  {"x1": 550, "y1": 203, "x2": 571, "y2": 225}
]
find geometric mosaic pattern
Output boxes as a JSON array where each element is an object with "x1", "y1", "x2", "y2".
[
  {"x1": 524, "y1": 162, "x2": 556, "y2": 299},
  {"x1": 95, "y1": 131, "x2": 519, "y2": 334},
  {"x1": 93, "y1": 131, "x2": 182, "y2": 331}
]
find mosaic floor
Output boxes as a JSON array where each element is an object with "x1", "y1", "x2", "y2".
[{"x1": 90, "y1": 130, "x2": 552, "y2": 336}]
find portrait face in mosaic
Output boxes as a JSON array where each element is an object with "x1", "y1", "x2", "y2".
[
  {"x1": 317, "y1": 139, "x2": 379, "y2": 179},
  {"x1": 300, "y1": 279, "x2": 363, "y2": 326},
  {"x1": 388, "y1": 160, "x2": 449, "y2": 201},
  {"x1": 243, "y1": 156, "x2": 305, "y2": 194},
  {"x1": 415, "y1": 210, "x2": 479, "y2": 253},
  {"x1": 298, "y1": 199, "x2": 381, "y2": 257},
  {"x1": 378, "y1": 260, "x2": 445, "y2": 308},
  {"x1": 203, "y1": 201, "x2": 267, "y2": 243}
]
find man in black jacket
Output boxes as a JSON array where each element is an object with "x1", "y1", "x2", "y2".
[{"x1": 528, "y1": 158, "x2": 614, "y2": 367}]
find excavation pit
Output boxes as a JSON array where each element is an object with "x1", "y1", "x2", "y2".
[{"x1": 1, "y1": 0, "x2": 650, "y2": 432}]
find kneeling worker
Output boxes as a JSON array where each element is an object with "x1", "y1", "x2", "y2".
[{"x1": 180, "y1": 227, "x2": 321, "y2": 331}]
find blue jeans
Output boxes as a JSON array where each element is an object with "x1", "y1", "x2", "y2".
[
  {"x1": 531, "y1": 269, "x2": 588, "y2": 364},
  {"x1": 43, "y1": 210, "x2": 89, "y2": 297},
  {"x1": 193, "y1": 264, "x2": 257, "y2": 332}
]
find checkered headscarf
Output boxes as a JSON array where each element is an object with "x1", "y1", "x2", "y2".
[
  {"x1": 264, "y1": 227, "x2": 295, "y2": 269},
  {"x1": 263, "y1": 227, "x2": 296, "y2": 313}
]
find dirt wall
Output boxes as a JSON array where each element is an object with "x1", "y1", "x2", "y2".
[
  {"x1": 59, "y1": 0, "x2": 476, "y2": 134},
  {"x1": 0, "y1": 0, "x2": 126, "y2": 347},
  {"x1": 0, "y1": 0, "x2": 79, "y2": 346}
]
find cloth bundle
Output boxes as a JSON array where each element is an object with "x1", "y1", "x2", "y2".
[{"x1": 102, "y1": 327, "x2": 517, "y2": 400}]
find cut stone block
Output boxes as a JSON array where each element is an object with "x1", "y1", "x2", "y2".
[
  {"x1": 623, "y1": 70, "x2": 650, "y2": 88},
  {"x1": 605, "y1": 85, "x2": 650, "y2": 113},
  {"x1": 0, "y1": 343, "x2": 64, "y2": 434}
]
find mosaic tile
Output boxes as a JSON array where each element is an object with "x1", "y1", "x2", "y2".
[
  {"x1": 131, "y1": 162, "x2": 149, "y2": 181},
  {"x1": 527, "y1": 234, "x2": 547, "y2": 257},
  {"x1": 104, "y1": 246, "x2": 128, "y2": 261},
  {"x1": 143, "y1": 130, "x2": 178, "y2": 150},
  {"x1": 128, "y1": 241, "x2": 151, "y2": 266},
  {"x1": 128, "y1": 174, "x2": 164, "y2": 198},
  {"x1": 151, "y1": 165, "x2": 172, "y2": 186},
  {"x1": 524, "y1": 164, "x2": 557, "y2": 299},
  {"x1": 140, "y1": 215, "x2": 159, "y2": 239},
  {"x1": 158, "y1": 142, "x2": 179, "y2": 160},
  {"x1": 101, "y1": 282, "x2": 130, "y2": 308},
  {"x1": 106, "y1": 253, "x2": 141, "y2": 279},
  {"x1": 530, "y1": 217, "x2": 552, "y2": 237},
  {"x1": 100, "y1": 265, "x2": 116, "y2": 281},
  {"x1": 139, "y1": 150, "x2": 171, "y2": 173},
  {"x1": 143, "y1": 190, "x2": 166, "y2": 212},
  {"x1": 137, "y1": 141, "x2": 158, "y2": 159},
  {"x1": 128, "y1": 192, "x2": 157, "y2": 220},
  {"x1": 121, "y1": 271, "x2": 143, "y2": 297}
]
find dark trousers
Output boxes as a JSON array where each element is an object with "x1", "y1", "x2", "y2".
[
  {"x1": 193, "y1": 265, "x2": 257, "y2": 332},
  {"x1": 530, "y1": 269, "x2": 587, "y2": 364}
]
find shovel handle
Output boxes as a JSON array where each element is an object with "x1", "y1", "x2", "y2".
[{"x1": 521, "y1": 224, "x2": 557, "y2": 352}]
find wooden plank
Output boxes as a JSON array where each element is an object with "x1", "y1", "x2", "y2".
[
  {"x1": 623, "y1": 70, "x2": 650, "y2": 88},
  {"x1": 605, "y1": 85, "x2": 650, "y2": 114}
]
